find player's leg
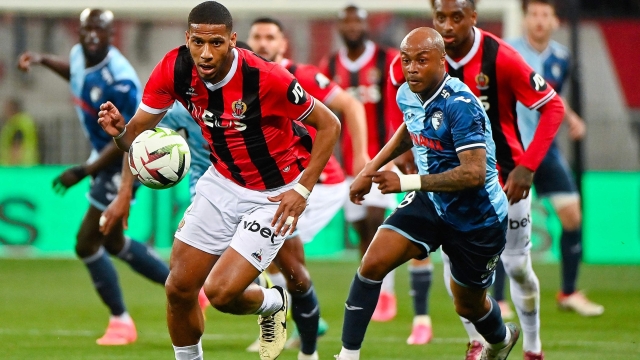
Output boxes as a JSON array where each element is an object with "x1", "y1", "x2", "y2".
[
  {"x1": 502, "y1": 195, "x2": 542, "y2": 355},
  {"x1": 75, "y1": 204, "x2": 135, "y2": 345},
  {"x1": 406, "y1": 257, "x2": 433, "y2": 345},
  {"x1": 103, "y1": 230, "x2": 169, "y2": 285},
  {"x1": 491, "y1": 259, "x2": 515, "y2": 320}
]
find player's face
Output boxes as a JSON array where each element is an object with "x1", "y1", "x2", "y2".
[
  {"x1": 400, "y1": 45, "x2": 446, "y2": 94},
  {"x1": 338, "y1": 11, "x2": 367, "y2": 48},
  {"x1": 186, "y1": 24, "x2": 237, "y2": 81},
  {"x1": 79, "y1": 15, "x2": 111, "y2": 63},
  {"x1": 247, "y1": 23, "x2": 286, "y2": 62},
  {"x1": 524, "y1": 3, "x2": 558, "y2": 43},
  {"x1": 432, "y1": 0, "x2": 477, "y2": 51}
]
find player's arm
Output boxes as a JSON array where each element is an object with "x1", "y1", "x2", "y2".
[
  {"x1": 561, "y1": 97, "x2": 586, "y2": 140},
  {"x1": 17, "y1": 51, "x2": 70, "y2": 81},
  {"x1": 99, "y1": 153, "x2": 135, "y2": 235},
  {"x1": 325, "y1": 90, "x2": 369, "y2": 174},
  {"x1": 98, "y1": 103, "x2": 166, "y2": 151}
]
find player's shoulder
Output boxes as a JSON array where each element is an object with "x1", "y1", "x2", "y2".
[
  {"x1": 106, "y1": 47, "x2": 140, "y2": 83},
  {"x1": 480, "y1": 30, "x2": 524, "y2": 61},
  {"x1": 443, "y1": 77, "x2": 482, "y2": 110},
  {"x1": 237, "y1": 48, "x2": 278, "y2": 73}
]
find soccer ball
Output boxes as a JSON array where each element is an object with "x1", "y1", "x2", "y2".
[{"x1": 128, "y1": 127, "x2": 191, "y2": 189}]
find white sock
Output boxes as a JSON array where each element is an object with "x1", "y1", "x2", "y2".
[
  {"x1": 413, "y1": 315, "x2": 431, "y2": 326},
  {"x1": 381, "y1": 269, "x2": 395, "y2": 294},
  {"x1": 255, "y1": 287, "x2": 283, "y2": 317},
  {"x1": 112, "y1": 312, "x2": 133, "y2": 324},
  {"x1": 502, "y1": 253, "x2": 542, "y2": 353},
  {"x1": 173, "y1": 340, "x2": 203, "y2": 360},
  {"x1": 268, "y1": 271, "x2": 287, "y2": 289},
  {"x1": 338, "y1": 347, "x2": 360, "y2": 360},
  {"x1": 441, "y1": 252, "x2": 483, "y2": 342}
]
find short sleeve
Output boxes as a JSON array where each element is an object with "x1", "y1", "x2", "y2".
[
  {"x1": 262, "y1": 64, "x2": 316, "y2": 121},
  {"x1": 504, "y1": 50, "x2": 557, "y2": 111},
  {"x1": 107, "y1": 79, "x2": 139, "y2": 122},
  {"x1": 140, "y1": 52, "x2": 177, "y2": 114},
  {"x1": 447, "y1": 95, "x2": 487, "y2": 153},
  {"x1": 293, "y1": 64, "x2": 341, "y2": 104}
]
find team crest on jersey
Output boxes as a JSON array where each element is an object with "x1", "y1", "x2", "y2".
[
  {"x1": 90, "y1": 86, "x2": 102, "y2": 103},
  {"x1": 367, "y1": 68, "x2": 381, "y2": 84},
  {"x1": 431, "y1": 111, "x2": 444, "y2": 130},
  {"x1": 231, "y1": 100, "x2": 247, "y2": 119},
  {"x1": 486, "y1": 255, "x2": 500, "y2": 270},
  {"x1": 475, "y1": 72, "x2": 490, "y2": 90},
  {"x1": 551, "y1": 63, "x2": 562, "y2": 79}
]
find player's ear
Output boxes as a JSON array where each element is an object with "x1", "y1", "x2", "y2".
[
  {"x1": 230, "y1": 31, "x2": 237, "y2": 45},
  {"x1": 471, "y1": 11, "x2": 477, "y2": 26},
  {"x1": 185, "y1": 30, "x2": 190, "y2": 45}
]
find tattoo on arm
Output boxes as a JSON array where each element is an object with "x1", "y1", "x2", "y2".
[{"x1": 419, "y1": 148, "x2": 487, "y2": 192}]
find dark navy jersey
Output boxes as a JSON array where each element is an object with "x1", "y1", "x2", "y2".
[
  {"x1": 70, "y1": 45, "x2": 141, "y2": 153},
  {"x1": 396, "y1": 74, "x2": 507, "y2": 231}
]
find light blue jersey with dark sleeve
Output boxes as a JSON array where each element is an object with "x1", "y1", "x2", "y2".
[
  {"x1": 396, "y1": 75, "x2": 507, "y2": 231},
  {"x1": 509, "y1": 37, "x2": 570, "y2": 148},
  {"x1": 69, "y1": 45, "x2": 141, "y2": 155},
  {"x1": 159, "y1": 102, "x2": 211, "y2": 199}
]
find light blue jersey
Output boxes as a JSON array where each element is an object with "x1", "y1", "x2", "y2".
[
  {"x1": 159, "y1": 102, "x2": 210, "y2": 199},
  {"x1": 69, "y1": 44, "x2": 141, "y2": 161},
  {"x1": 509, "y1": 37, "x2": 570, "y2": 148},
  {"x1": 396, "y1": 75, "x2": 507, "y2": 231}
]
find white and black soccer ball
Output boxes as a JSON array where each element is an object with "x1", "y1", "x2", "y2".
[{"x1": 128, "y1": 127, "x2": 191, "y2": 189}]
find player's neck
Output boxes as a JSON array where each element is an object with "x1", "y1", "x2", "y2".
[
  {"x1": 346, "y1": 42, "x2": 367, "y2": 61},
  {"x1": 209, "y1": 49, "x2": 235, "y2": 84},
  {"x1": 446, "y1": 29, "x2": 475, "y2": 60},
  {"x1": 417, "y1": 73, "x2": 446, "y2": 103},
  {"x1": 526, "y1": 34, "x2": 550, "y2": 53}
]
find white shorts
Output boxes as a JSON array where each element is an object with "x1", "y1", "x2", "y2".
[
  {"x1": 344, "y1": 176, "x2": 398, "y2": 223},
  {"x1": 175, "y1": 167, "x2": 300, "y2": 272},
  {"x1": 504, "y1": 194, "x2": 532, "y2": 255},
  {"x1": 288, "y1": 181, "x2": 348, "y2": 243}
]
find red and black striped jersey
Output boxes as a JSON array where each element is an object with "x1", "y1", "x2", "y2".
[
  {"x1": 389, "y1": 28, "x2": 564, "y2": 183},
  {"x1": 319, "y1": 41, "x2": 399, "y2": 176},
  {"x1": 281, "y1": 59, "x2": 346, "y2": 185},
  {"x1": 140, "y1": 46, "x2": 316, "y2": 190}
]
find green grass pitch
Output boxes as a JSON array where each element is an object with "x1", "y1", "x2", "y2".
[{"x1": 1, "y1": 258, "x2": 639, "y2": 359}]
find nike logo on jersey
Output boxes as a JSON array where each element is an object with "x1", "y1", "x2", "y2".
[
  {"x1": 454, "y1": 96, "x2": 471, "y2": 103},
  {"x1": 345, "y1": 304, "x2": 363, "y2": 311},
  {"x1": 300, "y1": 305, "x2": 319, "y2": 318}
]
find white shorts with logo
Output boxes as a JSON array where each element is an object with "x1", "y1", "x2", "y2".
[
  {"x1": 504, "y1": 194, "x2": 532, "y2": 255},
  {"x1": 288, "y1": 181, "x2": 348, "y2": 243},
  {"x1": 175, "y1": 167, "x2": 300, "y2": 272},
  {"x1": 344, "y1": 176, "x2": 398, "y2": 223}
]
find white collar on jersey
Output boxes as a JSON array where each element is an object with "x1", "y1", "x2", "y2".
[
  {"x1": 338, "y1": 40, "x2": 376, "y2": 72},
  {"x1": 446, "y1": 27, "x2": 482, "y2": 70},
  {"x1": 416, "y1": 74, "x2": 451, "y2": 108},
  {"x1": 202, "y1": 48, "x2": 238, "y2": 92},
  {"x1": 279, "y1": 58, "x2": 292, "y2": 68},
  {"x1": 84, "y1": 46, "x2": 114, "y2": 73}
]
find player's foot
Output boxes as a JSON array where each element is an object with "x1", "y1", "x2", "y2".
[
  {"x1": 498, "y1": 300, "x2": 515, "y2": 320},
  {"x1": 285, "y1": 317, "x2": 329, "y2": 350},
  {"x1": 334, "y1": 348, "x2": 360, "y2": 360},
  {"x1": 371, "y1": 291, "x2": 397, "y2": 322},
  {"x1": 298, "y1": 351, "x2": 319, "y2": 360},
  {"x1": 480, "y1": 322, "x2": 520, "y2": 360},
  {"x1": 465, "y1": 340, "x2": 485, "y2": 360},
  {"x1": 96, "y1": 317, "x2": 137, "y2": 346},
  {"x1": 258, "y1": 286, "x2": 288, "y2": 360},
  {"x1": 198, "y1": 288, "x2": 209, "y2": 318},
  {"x1": 406, "y1": 315, "x2": 432, "y2": 345},
  {"x1": 557, "y1": 291, "x2": 604, "y2": 317},
  {"x1": 524, "y1": 351, "x2": 545, "y2": 360}
]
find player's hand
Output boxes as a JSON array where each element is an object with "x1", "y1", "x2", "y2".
[
  {"x1": 52, "y1": 165, "x2": 87, "y2": 195},
  {"x1": 99, "y1": 193, "x2": 131, "y2": 235},
  {"x1": 98, "y1": 101, "x2": 126, "y2": 137},
  {"x1": 351, "y1": 153, "x2": 370, "y2": 176},
  {"x1": 371, "y1": 171, "x2": 402, "y2": 194},
  {"x1": 567, "y1": 112, "x2": 586, "y2": 140},
  {"x1": 17, "y1": 51, "x2": 42, "y2": 72},
  {"x1": 350, "y1": 168, "x2": 374, "y2": 205},
  {"x1": 268, "y1": 189, "x2": 307, "y2": 236},
  {"x1": 503, "y1": 165, "x2": 534, "y2": 204},
  {"x1": 394, "y1": 150, "x2": 418, "y2": 174}
]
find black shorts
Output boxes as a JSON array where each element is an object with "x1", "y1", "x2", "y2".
[
  {"x1": 380, "y1": 191, "x2": 507, "y2": 289},
  {"x1": 88, "y1": 168, "x2": 139, "y2": 211},
  {"x1": 533, "y1": 142, "x2": 578, "y2": 197}
]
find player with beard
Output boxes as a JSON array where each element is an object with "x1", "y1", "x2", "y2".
[
  {"x1": 387, "y1": 0, "x2": 565, "y2": 359},
  {"x1": 246, "y1": 17, "x2": 369, "y2": 360}
]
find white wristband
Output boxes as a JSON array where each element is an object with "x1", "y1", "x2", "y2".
[
  {"x1": 293, "y1": 183, "x2": 311, "y2": 200},
  {"x1": 114, "y1": 126, "x2": 127, "y2": 140},
  {"x1": 399, "y1": 174, "x2": 422, "y2": 192}
]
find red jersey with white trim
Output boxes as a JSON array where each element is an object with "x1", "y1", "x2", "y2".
[
  {"x1": 141, "y1": 46, "x2": 316, "y2": 190},
  {"x1": 389, "y1": 28, "x2": 563, "y2": 183},
  {"x1": 319, "y1": 41, "x2": 399, "y2": 176},
  {"x1": 281, "y1": 59, "x2": 345, "y2": 185}
]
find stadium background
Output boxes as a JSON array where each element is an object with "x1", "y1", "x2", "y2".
[{"x1": 0, "y1": 1, "x2": 639, "y2": 359}]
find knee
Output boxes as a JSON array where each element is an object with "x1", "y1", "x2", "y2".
[
  {"x1": 203, "y1": 282, "x2": 237, "y2": 313},
  {"x1": 285, "y1": 270, "x2": 311, "y2": 296},
  {"x1": 358, "y1": 254, "x2": 389, "y2": 282},
  {"x1": 557, "y1": 201, "x2": 582, "y2": 231},
  {"x1": 74, "y1": 237, "x2": 100, "y2": 259},
  {"x1": 502, "y1": 255, "x2": 536, "y2": 288},
  {"x1": 166, "y1": 273, "x2": 200, "y2": 305},
  {"x1": 103, "y1": 239, "x2": 124, "y2": 256}
]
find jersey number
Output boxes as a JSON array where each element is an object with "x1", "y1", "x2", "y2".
[{"x1": 479, "y1": 95, "x2": 490, "y2": 111}]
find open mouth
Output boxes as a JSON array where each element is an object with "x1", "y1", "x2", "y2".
[{"x1": 198, "y1": 64, "x2": 216, "y2": 75}]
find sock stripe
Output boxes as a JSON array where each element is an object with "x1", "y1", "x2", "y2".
[{"x1": 82, "y1": 247, "x2": 105, "y2": 264}]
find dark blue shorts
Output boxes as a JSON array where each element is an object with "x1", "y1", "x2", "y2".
[
  {"x1": 533, "y1": 142, "x2": 578, "y2": 197},
  {"x1": 88, "y1": 168, "x2": 139, "y2": 211},
  {"x1": 380, "y1": 191, "x2": 507, "y2": 289}
]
